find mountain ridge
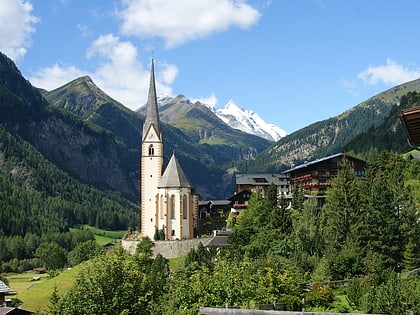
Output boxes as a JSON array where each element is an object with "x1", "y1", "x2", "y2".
[
  {"x1": 43, "y1": 74, "x2": 272, "y2": 200},
  {"x1": 215, "y1": 99, "x2": 286, "y2": 142},
  {"x1": 245, "y1": 77, "x2": 420, "y2": 173}
]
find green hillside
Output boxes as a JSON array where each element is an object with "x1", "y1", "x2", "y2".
[{"x1": 344, "y1": 91, "x2": 420, "y2": 156}]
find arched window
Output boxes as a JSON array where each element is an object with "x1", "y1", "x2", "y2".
[
  {"x1": 182, "y1": 195, "x2": 188, "y2": 219},
  {"x1": 170, "y1": 195, "x2": 175, "y2": 219},
  {"x1": 148, "y1": 145, "x2": 154, "y2": 156}
]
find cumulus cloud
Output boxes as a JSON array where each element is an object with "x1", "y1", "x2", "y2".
[
  {"x1": 30, "y1": 64, "x2": 87, "y2": 90},
  {"x1": 30, "y1": 34, "x2": 177, "y2": 111},
  {"x1": 357, "y1": 58, "x2": 420, "y2": 86},
  {"x1": 118, "y1": 0, "x2": 261, "y2": 48},
  {"x1": 0, "y1": 0, "x2": 38, "y2": 60},
  {"x1": 192, "y1": 93, "x2": 218, "y2": 108}
]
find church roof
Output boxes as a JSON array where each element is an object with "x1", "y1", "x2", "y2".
[
  {"x1": 159, "y1": 153, "x2": 192, "y2": 188},
  {"x1": 142, "y1": 59, "x2": 162, "y2": 141}
]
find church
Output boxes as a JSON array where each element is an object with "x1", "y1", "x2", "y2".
[{"x1": 140, "y1": 60, "x2": 198, "y2": 240}]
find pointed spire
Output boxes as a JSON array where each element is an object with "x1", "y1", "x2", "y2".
[
  {"x1": 159, "y1": 153, "x2": 192, "y2": 188},
  {"x1": 142, "y1": 58, "x2": 162, "y2": 140}
]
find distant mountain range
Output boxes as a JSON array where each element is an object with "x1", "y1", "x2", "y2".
[
  {"x1": 138, "y1": 95, "x2": 286, "y2": 142},
  {"x1": 1, "y1": 50, "x2": 420, "y2": 207}
]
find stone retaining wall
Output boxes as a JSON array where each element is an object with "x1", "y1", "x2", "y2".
[{"x1": 122, "y1": 238, "x2": 204, "y2": 258}]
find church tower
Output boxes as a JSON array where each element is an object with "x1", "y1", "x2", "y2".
[
  {"x1": 141, "y1": 59, "x2": 163, "y2": 239},
  {"x1": 140, "y1": 59, "x2": 198, "y2": 240}
]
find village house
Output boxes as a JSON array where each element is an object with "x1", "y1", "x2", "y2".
[
  {"x1": 227, "y1": 189, "x2": 251, "y2": 215},
  {"x1": 283, "y1": 153, "x2": 366, "y2": 202},
  {"x1": 0, "y1": 281, "x2": 33, "y2": 314},
  {"x1": 235, "y1": 173, "x2": 292, "y2": 200}
]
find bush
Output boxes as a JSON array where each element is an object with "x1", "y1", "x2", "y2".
[{"x1": 305, "y1": 282, "x2": 334, "y2": 308}]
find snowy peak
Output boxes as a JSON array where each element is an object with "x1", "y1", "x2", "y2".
[
  {"x1": 216, "y1": 100, "x2": 286, "y2": 142},
  {"x1": 152, "y1": 96, "x2": 286, "y2": 142}
]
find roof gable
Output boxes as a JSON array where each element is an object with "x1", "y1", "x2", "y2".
[{"x1": 159, "y1": 153, "x2": 192, "y2": 188}]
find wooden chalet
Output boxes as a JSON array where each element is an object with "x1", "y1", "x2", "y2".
[
  {"x1": 401, "y1": 106, "x2": 420, "y2": 147},
  {"x1": 283, "y1": 153, "x2": 366, "y2": 200},
  {"x1": 228, "y1": 189, "x2": 251, "y2": 214}
]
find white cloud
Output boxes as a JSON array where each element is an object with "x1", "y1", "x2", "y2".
[
  {"x1": 29, "y1": 34, "x2": 177, "y2": 111},
  {"x1": 118, "y1": 0, "x2": 261, "y2": 48},
  {"x1": 192, "y1": 93, "x2": 218, "y2": 108},
  {"x1": 0, "y1": 0, "x2": 38, "y2": 60},
  {"x1": 30, "y1": 64, "x2": 86, "y2": 90},
  {"x1": 357, "y1": 58, "x2": 420, "y2": 86}
]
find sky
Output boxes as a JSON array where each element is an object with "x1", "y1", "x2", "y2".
[{"x1": 1, "y1": 0, "x2": 420, "y2": 133}]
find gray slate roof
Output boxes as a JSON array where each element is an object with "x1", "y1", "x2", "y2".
[
  {"x1": 142, "y1": 59, "x2": 162, "y2": 141},
  {"x1": 235, "y1": 173, "x2": 288, "y2": 186},
  {"x1": 159, "y1": 153, "x2": 192, "y2": 188},
  {"x1": 0, "y1": 280, "x2": 11, "y2": 293}
]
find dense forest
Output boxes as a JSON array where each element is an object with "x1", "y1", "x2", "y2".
[
  {"x1": 0, "y1": 124, "x2": 137, "y2": 272},
  {"x1": 345, "y1": 91, "x2": 420, "y2": 155},
  {"x1": 47, "y1": 151, "x2": 420, "y2": 314}
]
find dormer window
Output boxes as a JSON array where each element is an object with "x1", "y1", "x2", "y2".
[{"x1": 148, "y1": 144, "x2": 154, "y2": 156}]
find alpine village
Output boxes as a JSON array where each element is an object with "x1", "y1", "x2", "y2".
[{"x1": 0, "y1": 51, "x2": 420, "y2": 315}]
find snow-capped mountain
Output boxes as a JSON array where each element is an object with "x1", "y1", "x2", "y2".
[
  {"x1": 153, "y1": 96, "x2": 286, "y2": 142},
  {"x1": 215, "y1": 100, "x2": 286, "y2": 142}
]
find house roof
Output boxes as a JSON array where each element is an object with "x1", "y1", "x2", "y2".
[
  {"x1": 235, "y1": 174, "x2": 288, "y2": 186},
  {"x1": 409, "y1": 153, "x2": 420, "y2": 160},
  {"x1": 401, "y1": 106, "x2": 420, "y2": 147},
  {"x1": 203, "y1": 230, "x2": 231, "y2": 247},
  {"x1": 0, "y1": 307, "x2": 33, "y2": 315},
  {"x1": 282, "y1": 153, "x2": 365, "y2": 174},
  {"x1": 142, "y1": 59, "x2": 162, "y2": 141},
  {"x1": 159, "y1": 153, "x2": 192, "y2": 188},
  {"x1": 211, "y1": 200, "x2": 232, "y2": 206},
  {"x1": 0, "y1": 281, "x2": 11, "y2": 294}
]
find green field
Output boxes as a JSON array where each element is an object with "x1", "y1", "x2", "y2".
[
  {"x1": 70, "y1": 225, "x2": 127, "y2": 245},
  {"x1": 6, "y1": 266, "x2": 81, "y2": 313}
]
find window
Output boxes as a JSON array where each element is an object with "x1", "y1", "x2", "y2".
[
  {"x1": 148, "y1": 145, "x2": 154, "y2": 155},
  {"x1": 160, "y1": 195, "x2": 164, "y2": 219},
  {"x1": 182, "y1": 195, "x2": 188, "y2": 219},
  {"x1": 170, "y1": 195, "x2": 175, "y2": 219}
]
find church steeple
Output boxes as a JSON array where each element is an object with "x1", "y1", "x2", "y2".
[{"x1": 142, "y1": 59, "x2": 162, "y2": 141}]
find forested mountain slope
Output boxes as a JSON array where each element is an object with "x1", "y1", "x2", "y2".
[
  {"x1": 0, "y1": 52, "x2": 138, "y2": 233},
  {"x1": 43, "y1": 76, "x2": 271, "y2": 199},
  {"x1": 344, "y1": 91, "x2": 420, "y2": 156},
  {"x1": 245, "y1": 78, "x2": 420, "y2": 172}
]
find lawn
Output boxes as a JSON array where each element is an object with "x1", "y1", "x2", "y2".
[
  {"x1": 70, "y1": 224, "x2": 127, "y2": 245},
  {"x1": 6, "y1": 266, "x2": 81, "y2": 313}
]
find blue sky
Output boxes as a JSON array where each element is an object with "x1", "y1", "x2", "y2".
[{"x1": 1, "y1": 0, "x2": 420, "y2": 133}]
